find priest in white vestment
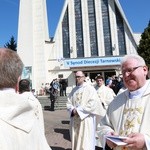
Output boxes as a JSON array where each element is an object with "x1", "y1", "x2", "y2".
[
  {"x1": 98, "y1": 54, "x2": 150, "y2": 150},
  {"x1": 94, "y1": 75, "x2": 116, "y2": 149},
  {"x1": 95, "y1": 75, "x2": 116, "y2": 110},
  {"x1": 67, "y1": 71, "x2": 105, "y2": 150},
  {"x1": 0, "y1": 48, "x2": 51, "y2": 150}
]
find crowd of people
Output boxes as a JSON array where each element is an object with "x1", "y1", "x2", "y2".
[
  {"x1": 0, "y1": 47, "x2": 150, "y2": 150},
  {"x1": 40, "y1": 78, "x2": 68, "y2": 96},
  {"x1": 66, "y1": 54, "x2": 150, "y2": 150}
]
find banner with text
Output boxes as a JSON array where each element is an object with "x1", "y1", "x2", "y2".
[{"x1": 64, "y1": 57, "x2": 122, "y2": 67}]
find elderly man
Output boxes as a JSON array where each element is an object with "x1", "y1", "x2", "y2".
[
  {"x1": 98, "y1": 54, "x2": 150, "y2": 150},
  {"x1": 67, "y1": 71, "x2": 105, "y2": 150}
]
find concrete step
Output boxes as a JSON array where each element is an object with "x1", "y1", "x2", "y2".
[{"x1": 37, "y1": 95, "x2": 67, "y2": 110}]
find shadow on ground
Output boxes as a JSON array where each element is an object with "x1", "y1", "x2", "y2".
[
  {"x1": 54, "y1": 128, "x2": 71, "y2": 141},
  {"x1": 61, "y1": 120, "x2": 70, "y2": 124},
  {"x1": 52, "y1": 124, "x2": 71, "y2": 150},
  {"x1": 51, "y1": 147, "x2": 71, "y2": 150}
]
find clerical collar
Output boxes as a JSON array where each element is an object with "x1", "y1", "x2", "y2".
[{"x1": 129, "y1": 80, "x2": 149, "y2": 99}]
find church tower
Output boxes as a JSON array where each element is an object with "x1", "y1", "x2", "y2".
[{"x1": 17, "y1": 0, "x2": 50, "y2": 92}]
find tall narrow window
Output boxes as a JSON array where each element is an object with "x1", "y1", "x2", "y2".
[
  {"x1": 101, "y1": 0, "x2": 112, "y2": 56},
  {"x1": 74, "y1": 0, "x2": 84, "y2": 57},
  {"x1": 62, "y1": 7, "x2": 70, "y2": 58},
  {"x1": 115, "y1": 5, "x2": 126, "y2": 55},
  {"x1": 88, "y1": 0, "x2": 98, "y2": 56}
]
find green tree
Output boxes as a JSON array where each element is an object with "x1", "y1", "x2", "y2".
[
  {"x1": 137, "y1": 21, "x2": 150, "y2": 67},
  {"x1": 4, "y1": 36, "x2": 17, "y2": 51}
]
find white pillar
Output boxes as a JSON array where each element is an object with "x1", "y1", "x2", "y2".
[{"x1": 17, "y1": 0, "x2": 50, "y2": 93}]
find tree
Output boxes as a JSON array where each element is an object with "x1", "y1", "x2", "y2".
[
  {"x1": 137, "y1": 21, "x2": 150, "y2": 67},
  {"x1": 4, "y1": 36, "x2": 17, "y2": 51}
]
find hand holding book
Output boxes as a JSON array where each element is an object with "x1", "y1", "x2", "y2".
[{"x1": 105, "y1": 135, "x2": 127, "y2": 146}]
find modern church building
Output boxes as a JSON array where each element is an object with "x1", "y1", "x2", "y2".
[{"x1": 17, "y1": 0, "x2": 140, "y2": 94}]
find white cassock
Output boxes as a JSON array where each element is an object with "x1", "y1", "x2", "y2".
[
  {"x1": 98, "y1": 80, "x2": 150, "y2": 150},
  {"x1": 67, "y1": 82, "x2": 105, "y2": 150},
  {"x1": 95, "y1": 84, "x2": 116, "y2": 110},
  {"x1": 0, "y1": 89, "x2": 51, "y2": 150},
  {"x1": 95, "y1": 84, "x2": 116, "y2": 147}
]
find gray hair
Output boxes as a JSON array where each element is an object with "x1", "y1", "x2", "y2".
[
  {"x1": 0, "y1": 48, "x2": 24, "y2": 89},
  {"x1": 121, "y1": 54, "x2": 146, "y2": 67}
]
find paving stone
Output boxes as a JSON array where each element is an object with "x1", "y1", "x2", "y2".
[{"x1": 43, "y1": 109, "x2": 71, "y2": 150}]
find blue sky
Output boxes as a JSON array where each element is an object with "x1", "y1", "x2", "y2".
[{"x1": 0, "y1": 0, "x2": 149, "y2": 47}]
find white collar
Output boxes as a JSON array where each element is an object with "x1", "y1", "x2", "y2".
[{"x1": 129, "y1": 80, "x2": 149, "y2": 99}]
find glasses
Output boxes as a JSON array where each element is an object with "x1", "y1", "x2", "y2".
[
  {"x1": 122, "y1": 66, "x2": 143, "y2": 75},
  {"x1": 75, "y1": 76, "x2": 84, "y2": 79}
]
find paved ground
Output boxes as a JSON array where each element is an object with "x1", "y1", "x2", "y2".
[{"x1": 43, "y1": 109, "x2": 72, "y2": 150}]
